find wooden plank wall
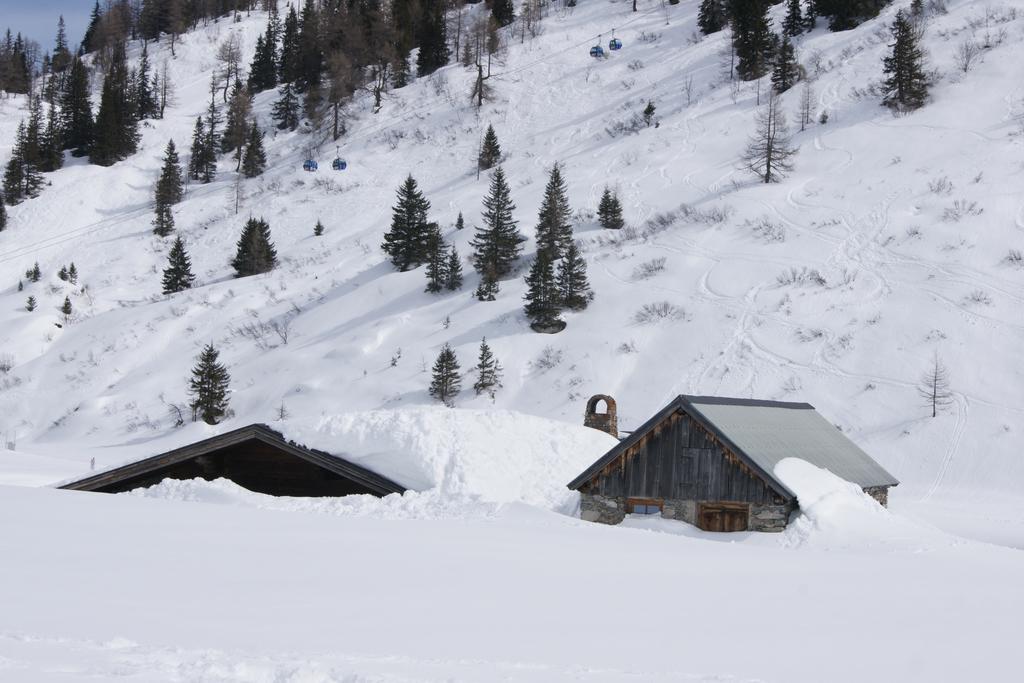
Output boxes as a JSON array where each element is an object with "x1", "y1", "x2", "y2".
[{"x1": 584, "y1": 411, "x2": 778, "y2": 504}]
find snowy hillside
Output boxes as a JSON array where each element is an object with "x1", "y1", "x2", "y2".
[{"x1": 2, "y1": 1, "x2": 1024, "y2": 679}]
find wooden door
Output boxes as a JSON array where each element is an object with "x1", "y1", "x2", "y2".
[{"x1": 698, "y1": 503, "x2": 749, "y2": 532}]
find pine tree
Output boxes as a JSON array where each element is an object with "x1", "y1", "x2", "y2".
[
  {"x1": 221, "y1": 79, "x2": 251, "y2": 156},
  {"x1": 523, "y1": 250, "x2": 564, "y2": 332},
  {"x1": 881, "y1": 10, "x2": 928, "y2": 113},
  {"x1": 136, "y1": 42, "x2": 157, "y2": 120},
  {"x1": 557, "y1": 242, "x2": 593, "y2": 311},
  {"x1": 535, "y1": 164, "x2": 573, "y2": 260},
  {"x1": 314, "y1": 219, "x2": 325, "y2": 236},
  {"x1": 162, "y1": 236, "x2": 196, "y2": 294},
  {"x1": 278, "y1": 5, "x2": 301, "y2": 84},
  {"x1": 232, "y1": 217, "x2": 279, "y2": 277},
  {"x1": 741, "y1": 92, "x2": 797, "y2": 183},
  {"x1": 60, "y1": 296, "x2": 73, "y2": 318},
  {"x1": 478, "y1": 124, "x2": 501, "y2": 171},
  {"x1": 417, "y1": 2, "x2": 450, "y2": 77},
  {"x1": 597, "y1": 187, "x2": 625, "y2": 230},
  {"x1": 455, "y1": 212, "x2": 465, "y2": 230},
  {"x1": 771, "y1": 37, "x2": 800, "y2": 93},
  {"x1": 429, "y1": 343, "x2": 462, "y2": 406},
  {"x1": 152, "y1": 201, "x2": 175, "y2": 236},
  {"x1": 91, "y1": 44, "x2": 139, "y2": 166},
  {"x1": 732, "y1": 0, "x2": 775, "y2": 81},
  {"x1": 68, "y1": 263, "x2": 77, "y2": 284},
  {"x1": 698, "y1": 0, "x2": 727, "y2": 35},
  {"x1": 296, "y1": 0, "x2": 323, "y2": 92},
  {"x1": 0, "y1": 194, "x2": 6, "y2": 230},
  {"x1": 472, "y1": 338, "x2": 503, "y2": 397},
  {"x1": 471, "y1": 167, "x2": 524, "y2": 279},
  {"x1": 52, "y1": 16, "x2": 72, "y2": 74},
  {"x1": 445, "y1": 245, "x2": 463, "y2": 291},
  {"x1": 40, "y1": 94, "x2": 64, "y2": 173},
  {"x1": 272, "y1": 81, "x2": 300, "y2": 130},
  {"x1": 248, "y1": 33, "x2": 277, "y2": 94},
  {"x1": 188, "y1": 343, "x2": 231, "y2": 425},
  {"x1": 155, "y1": 140, "x2": 184, "y2": 206},
  {"x1": 241, "y1": 122, "x2": 267, "y2": 178},
  {"x1": 782, "y1": 0, "x2": 804, "y2": 37},
  {"x1": 424, "y1": 225, "x2": 447, "y2": 293},
  {"x1": 491, "y1": 0, "x2": 516, "y2": 27},
  {"x1": 59, "y1": 265, "x2": 69, "y2": 281},
  {"x1": 201, "y1": 85, "x2": 221, "y2": 183},
  {"x1": 382, "y1": 175, "x2": 432, "y2": 271},
  {"x1": 3, "y1": 122, "x2": 43, "y2": 204},
  {"x1": 30, "y1": 262, "x2": 41, "y2": 282},
  {"x1": 61, "y1": 57, "x2": 94, "y2": 157},
  {"x1": 474, "y1": 267, "x2": 499, "y2": 301},
  {"x1": 187, "y1": 117, "x2": 206, "y2": 181},
  {"x1": 26, "y1": 296, "x2": 36, "y2": 312},
  {"x1": 81, "y1": 1, "x2": 102, "y2": 54},
  {"x1": 803, "y1": 0, "x2": 819, "y2": 31}
]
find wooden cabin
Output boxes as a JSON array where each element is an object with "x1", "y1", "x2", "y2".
[
  {"x1": 569, "y1": 395, "x2": 898, "y2": 532},
  {"x1": 59, "y1": 424, "x2": 406, "y2": 497}
]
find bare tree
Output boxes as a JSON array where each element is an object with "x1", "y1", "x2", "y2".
[
  {"x1": 217, "y1": 35, "x2": 243, "y2": 101},
  {"x1": 953, "y1": 40, "x2": 980, "y2": 73},
  {"x1": 157, "y1": 60, "x2": 175, "y2": 118},
  {"x1": 917, "y1": 353, "x2": 954, "y2": 417},
  {"x1": 741, "y1": 92, "x2": 797, "y2": 183},
  {"x1": 798, "y1": 77, "x2": 815, "y2": 131}
]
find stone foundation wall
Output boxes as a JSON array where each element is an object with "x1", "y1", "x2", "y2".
[
  {"x1": 750, "y1": 502, "x2": 796, "y2": 532},
  {"x1": 863, "y1": 486, "x2": 890, "y2": 507},
  {"x1": 580, "y1": 494, "x2": 796, "y2": 532},
  {"x1": 580, "y1": 493, "x2": 626, "y2": 525}
]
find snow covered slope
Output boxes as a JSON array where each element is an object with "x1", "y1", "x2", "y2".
[{"x1": 1, "y1": 0, "x2": 1023, "y2": 527}]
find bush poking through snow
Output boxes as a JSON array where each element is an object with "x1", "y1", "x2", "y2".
[
  {"x1": 1003, "y1": 249, "x2": 1023, "y2": 268},
  {"x1": 942, "y1": 199, "x2": 983, "y2": 222},
  {"x1": 927, "y1": 176, "x2": 953, "y2": 195},
  {"x1": 633, "y1": 302, "x2": 685, "y2": 324},
  {"x1": 776, "y1": 267, "x2": 827, "y2": 287},
  {"x1": 964, "y1": 289, "x2": 992, "y2": 306},
  {"x1": 748, "y1": 217, "x2": 787, "y2": 243},
  {"x1": 530, "y1": 345, "x2": 563, "y2": 372},
  {"x1": 0, "y1": 354, "x2": 13, "y2": 374},
  {"x1": 631, "y1": 257, "x2": 667, "y2": 280}
]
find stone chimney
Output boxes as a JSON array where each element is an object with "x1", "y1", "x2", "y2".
[{"x1": 584, "y1": 394, "x2": 618, "y2": 439}]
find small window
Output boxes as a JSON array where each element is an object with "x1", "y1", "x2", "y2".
[{"x1": 627, "y1": 498, "x2": 663, "y2": 515}]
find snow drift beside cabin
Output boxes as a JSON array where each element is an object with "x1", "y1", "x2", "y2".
[
  {"x1": 273, "y1": 407, "x2": 619, "y2": 510},
  {"x1": 774, "y1": 458, "x2": 948, "y2": 551}
]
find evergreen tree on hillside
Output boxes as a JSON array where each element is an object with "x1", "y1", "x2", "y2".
[
  {"x1": 188, "y1": 343, "x2": 231, "y2": 425},
  {"x1": 60, "y1": 296, "x2": 73, "y2": 319},
  {"x1": 597, "y1": 187, "x2": 625, "y2": 230},
  {"x1": 40, "y1": 92, "x2": 64, "y2": 173},
  {"x1": 52, "y1": 16, "x2": 72, "y2": 74},
  {"x1": 162, "y1": 236, "x2": 195, "y2": 294},
  {"x1": 91, "y1": 44, "x2": 139, "y2": 166},
  {"x1": 241, "y1": 122, "x2": 267, "y2": 178},
  {"x1": 731, "y1": 0, "x2": 775, "y2": 81},
  {"x1": 0, "y1": 194, "x2": 6, "y2": 230},
  {"x1": 771, "y1": 37, "x2": 800, "y2": 93},
  {"x1": 61, "y1": 57, "x2": 94, "y2": 157},
  {"x1": 417, "y1": 2, "x2": 450, "y2": 77},
  {"x1": 474, "y1": 268, "x2": 499, "y2": 301},
  {"x1": 471, "y1": 167, "x2": 524, "y2": 280},
  {"x1": 557, "y1": 242, "x2": 593, "y2": 311},
  {"x1": 296, "y1": 0, "x2": 323, "y2": 92},
  {"x1": 248, "y1": 34, "x2": 276, "y2": 94},
  {"x1": 523, "y1": 251, "x2": 563, "y2": 332},
  {"x1": 272, "y1": 81, "x2": 300, "y2": 130},
  {"x1": 136, "y1": 42, "x2": 157, "y2": 120},
  {"x1": 804, "y1": 0, "x2": 819, "y2": 31},
  {"x1": 81, "y1": 1, "x2": 102, "y2": 54},
  {"x1": 313, "y1": 219, "x2": 325, "y2": 237},
  {"x1": 429, "y1": 343, "x2": 462, "y2": 406},
  {"x1": 445, "y1": 245, "x2": 464, "y2": 291},
  {"x1": 278, "y1": 5, "x2": 301, "y2": 84},
  {"x1": 156, "y1": 140, "x2": 184, "y2": 206},
  {"x1": 382, "y1": 175, "x2": 432, "y2": 271},
  {"x1": 187, "y1": 117, "x2": 206, "y2": 181},
  {"x1": 698, "y1": 0, "x2": 728, "y2": 35},
  {"x1": 3, "y1": 122, "x2": 43, "y2": 204},
  {"x1": 455, "y1": 212, "x2": 465, "y2": 231},
  {"x1": 881, "y1": 9, "x2": 928, "y2": 112},
  {"x1": 817, "y1": 0, "x2": 891, "y2": 32},
  {"x1": 473, "y1": 338, "x2": 503, "y2": 398},
  {"x1": 201, "y1": 85, "x2": 221, "y2": 183},
  {"x1": 478, "y1": 124, "x2": 501, "y2": 170},
  {"x1": 424, "y1": 225, "x2": 448, "y2": 293},
  {"x1": 491, "y1": 0, "x2": 516, "y2": 27},
  {"x1": 232, "y1": 217, "x2": 279, "y2": 277},
  {"x1": 221, "y1": 78, "x2": 252, "y2": 156},
  {"x1": 783, "y1": 0, "x2": 804, "y2": 37},
  {"x1": 152, "y1": 200, "x2": 174, "y2": 237},
  {"x1": 535, "y1": 164, "x2": 573, "y2": 260}
]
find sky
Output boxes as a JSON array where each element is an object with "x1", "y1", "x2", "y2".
[{"x1": 0, "y1": 0, "x2": 91, "y2": 51}]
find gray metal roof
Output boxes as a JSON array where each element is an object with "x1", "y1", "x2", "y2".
[{"x1": 567, "y1": 395, "x2": 898, "y2": 497}]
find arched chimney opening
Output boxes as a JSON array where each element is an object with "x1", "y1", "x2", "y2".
[{"x1": 584, "y1": 394, "x2": 618, "y2": 438}]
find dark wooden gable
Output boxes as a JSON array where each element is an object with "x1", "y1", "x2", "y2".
[
  {"x1": 574, "y1": 408, "x2": 788, "y2": 505},
  {"x1": 59, "y1": 424, "x2": 406, "y2": 498}
]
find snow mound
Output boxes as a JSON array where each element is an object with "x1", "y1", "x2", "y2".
[
  {"x1": 128, "y1": 476, "x2": 505, "y2": 520},
  {"x1": 282, "y1": 407, "x2": 618, "y2": 511},
  {"x1": 774, "y1": 458, "x2": 951, "y2": 552}
]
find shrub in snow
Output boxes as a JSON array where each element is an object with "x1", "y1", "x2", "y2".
[
  {"x1": 633, "y1": 302, "x2": 685, "y2": 324},
  {"x1": 631, "y1": 257, "x2": 667, "y2": 280},
  {"x1": 530, "y1": 345, "x2": 563, "y2": 372}
]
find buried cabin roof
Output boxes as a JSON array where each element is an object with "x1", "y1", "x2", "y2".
[
  {"x1": 567, "y1": 395, "x2": 899, "y2": 498},
  {"x1": 58, "y1": 423, "x2": 407, "y2": 496}
]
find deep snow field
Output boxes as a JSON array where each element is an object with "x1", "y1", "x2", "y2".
[{"x1": 1, "y1": 0, "x2": 1024, "y2": 680}]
